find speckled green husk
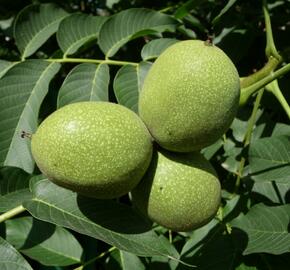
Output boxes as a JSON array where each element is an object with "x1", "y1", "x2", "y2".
[
  {"x1": 131, "y1": 150, "x2": 221, "y2": 232},
  {"x1": 31, "y1": 102, "x2": 153, "y2": 199},
  {"x1": 139, "y1": 40, "x2": 240, "y2": 152}
]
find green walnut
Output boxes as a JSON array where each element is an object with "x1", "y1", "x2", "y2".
[
  {"x1": 31, "y1": 101, "x2": 153, "y2": 199},
  {"x1": 131, "y1": 150, "x2": 221, "y2": 232},
  {"x1": 139, "y1": 40, "x2": 240, "y2": 152}
]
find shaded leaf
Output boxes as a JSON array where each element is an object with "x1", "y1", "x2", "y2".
[
  {"x1": 182, "y1": 14, "x2": 206, "y2": 32},
  {"x1": 222, "y1": 139, "x2": 243, "y2": 174},
  {"x1": 255, "y1": 253, "x2": 290, "y2": 270},
  {"x1": 57, "y1": 14, "x2": 108, "y2": 57},
  {"x1": 113, "y1": 62, "x2": 152, "y2": 113},
  {"x1": 180, "y1": 219, "x2": 220, "y2": 259},
  {"x1": 180, "y1": 224, "x2": 246, "y2": 270},
  {"x1": 231, "y1": 204, "x2": 290, "y2": 255},
  {"x1": 14, "y1": 4, "x2": 68, "y2": 59},
  {"x1": 0, "y1": 167, "x2": 32, "y2": 212},
  {"x1": 149, "y1": 235, "x2": 180, "y2": 270},
  {"x1": 106, "y1": 249, "x2": 145, "y2": 270},
  {"x1": 23, "y1": 177, "x2": 176, "y2": 258},
  {"x1": 174, "y1": 0, "x2": 206, "y2": 19},
  {"x1": 57, "y1": 63, "x2": 109, "y2": 108},
  {"x1": 6, "y1": 216, "x2": 83, "y2": 266},
  {"x1": 141, "y1": 38, "x2": 179, "y2": 61},
  {"x1": 222, "y1": 195, "x2": 241, "y2": 219},
  {"x1": 249, "y1": 136, "x2": 290, "y2": 183},
  {"x1": 0, "y1": 236, "x2": 33, "y2": 270},
  {"x1": 0, "y1": 60, "x2": 61, "y2": 173},
  {"x1": 217, "y1": 28, "x2": 254, "y2": 64},
  {"x1": 201, "y1": 139, "x2": 223, "y2": 160},
  {"x1": 212, "y1": 0, "x2": 238, "y2": 24},
  {"x1": 236, "y1": 264, "x2": 257, "y2": 270},
  {"x1": 177, "y1": 25, "x2": 197, "y2": 39},
  {"x1": 98, "y1": 8, "x2": 177, "y2": 57}
]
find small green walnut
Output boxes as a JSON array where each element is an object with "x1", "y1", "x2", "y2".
[
  {"x1": 131, "y1": 150, "x2": 221, "y2": 232},
  {"x1": 139, "y1": 40, "x2": 240, "y2": 152}
]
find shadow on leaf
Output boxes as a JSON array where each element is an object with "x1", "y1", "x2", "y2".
[
  {"x1": 76, "y1": 195, "x2": 152, "y2": 234},
  {"x1": 21, "y1": 218, "x2": 56, "y2": 249}
]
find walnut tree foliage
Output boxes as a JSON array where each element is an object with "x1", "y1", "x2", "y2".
[{"x1": 0, "y1": 0, "x2": 290, "y2": 269}]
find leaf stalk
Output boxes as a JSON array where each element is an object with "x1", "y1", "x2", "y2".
[
  {"x1": 235, "y1": 89, "x2": 264, "y2": 192},
  {"x1": 265, "y1": 80, "x2": 290, "y2": 120},
  {"x1": 240, "y1": 62, "x2": 290, "y2": 106},
  {"x1": 46, "y1": 58, "x2": 138, "y2": 66},
  {"x1": 0, "y1": 205, "x2": 26, "y2": 223},
  {"x1": 74, "y1": 246, "x2": 116, "y2": 270}
]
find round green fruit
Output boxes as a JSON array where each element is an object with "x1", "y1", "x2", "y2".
[
  {"x1": 131, "y1": 150, "x2": 221, "y2": 232},
  {"x1": 31, "y1": 101, "x2": 153, "y2": 199},
  {"x1": 139, "y1": 40, "x2": 240, "y2": 152}
]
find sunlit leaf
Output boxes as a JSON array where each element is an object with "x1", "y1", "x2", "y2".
[
  {"x1": 0, "y1": 60, "x2": 61, "y2": 173},
  {"x1": 57, "y1": 63, "x2": 109, "y2": 108},
  {"x1": 252, "y1": 181, "x2": 290, "y2": 204},
  {"x1": 114, "y1": 62, "x2": 152, "y2": 113},
  {"x1": 6, "y1": 216, "x2": 83, "y2": 266},
  {"x1": 0, "y1": 236, "x2": 33, "y2": 270},
  {"x1": 57, "y1": 14, "x2": 108, "y2": 57},
  {"x1": 98, "y1": 8, "x2": 177, "y2": 57},
  {"x1": 249, "y1": 136, "x2": 290, "y2": 183},
  {"x1": 231, "y1": 204, "x2": 290, "y2": 255},
  {"x1": 14, "y1": 4, "x2": 68, "y2": 59},
  {"x1": 271, "y1": 123, "x2": 290, "y2": 136},
  {"x1": 0, "y1": 60, "x2": 15, "y2": 79}
]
